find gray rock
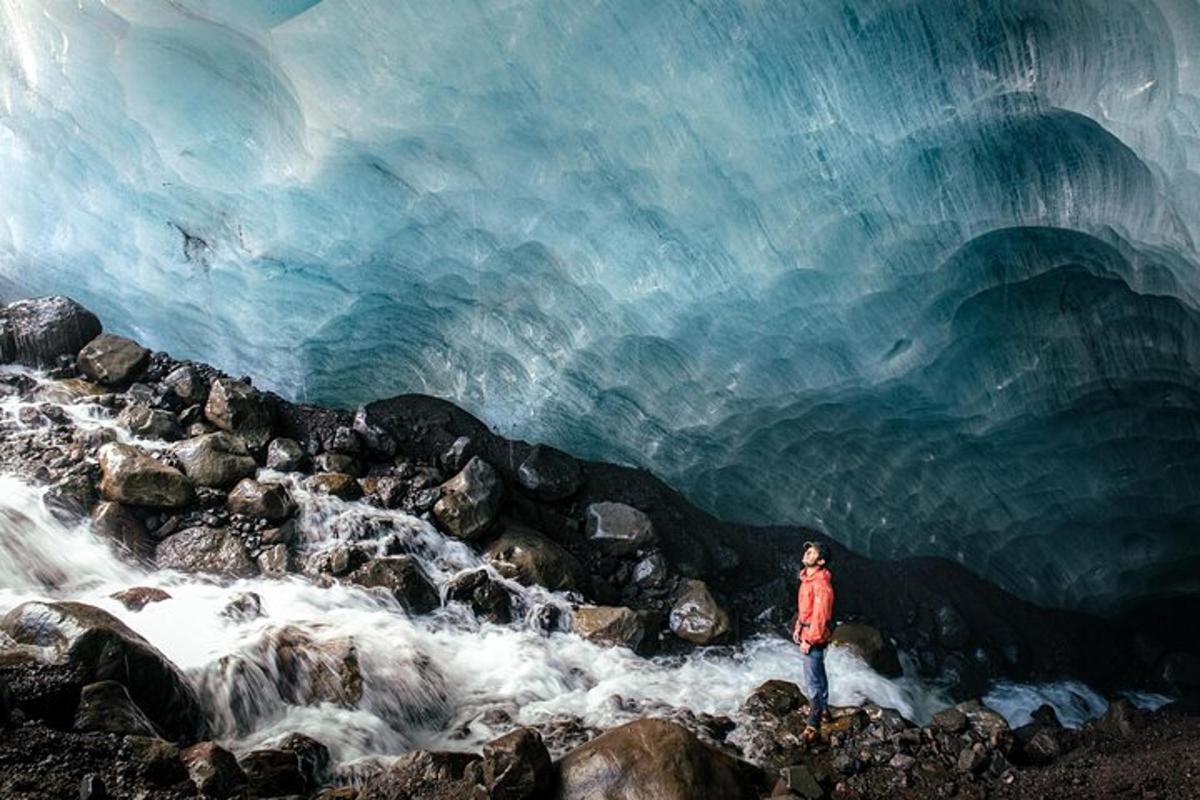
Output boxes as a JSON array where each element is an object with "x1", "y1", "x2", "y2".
[
  {"x1": 517, "y1": 444, "x2": 582, "y2": 501},
  {"x1": 227, "y1": 478, "x2": 295, "y2": 521},
  {"x1": 931, "y1": 706, "x2": 969, "y2": 734},
  {"x1": 117, "y1": 404, "x2": 183, "y2": 441},
  {"x1": 98, "y1": 443, "x2": 194, "y2": 508},
  {"x1": 162, "y1": 365, "x2": 207, "y2": 405},
  {"x1": 0, "y1": 296, "x2": 101, "y2": 367},
  {"x1": 483, "y1": 727, "x2": 552, "y2": 800},
  {"x1": 257, "y1": 544, "x2": 293, "y2": 575},
  {"x1": 433, "y1": 456, "x2": 502, "y2": 541},
  {"x1": 304, "y1": 471, "x2": 362, "y2": 499},
  {"x1": 440, "y1": 435, "x2": 472, "y2": 472},
  {"x1": 631, "y1": 552, "x2": 670, "y2": 589},
  {"x1": 572, "y1": 606, "x2": 648, "y2": 651},
  {"x1": 485, "y1": 523, "x2": 590, "y2": 593},
  {"x1": 743, "y1": 679, "x2": 806, "y2": 717},
  {"x1": 42, "y1": 473, "x2": 98, "y2": 523},
  {"x1": 205, "y1": 378, "x2": 273, "y2": 450},
  {"x1": 955, "y1": 699, "x2": 1011, "y2": 746},
  {"x1": 584, "y1": 501, "x2": 656, "y2": 556},
  {"x1": 957, "y1": 744, "x2": 988, "y2": 773},
  {"x1": 239, "y1": 749, "x2": 307, "y2": 798},
  {"x1": 272, "y1": 733, "x2": 331, "y2": 792},
  {"x1": 446, "y1": 568, "x2": 512, "y2": 623},
  {"x1": 668, "y1": 579, "x2": 731, "y2": 645},
  {"x1": 73, "y1": 680, "x2": 159, "y2": 737},
  {"x1": 181, "y1": 741, "x2": 246, "y2": 799},
  {"x1": 314, "y1": 452, "x2": 358, "y2": 475},
  {"x1": 77, "y1": 334, "x2": 150, "y2": 385},
  {"x1": 347, "y1": 556, "x2": 440, "y2": 614},
  {"x1": 172, "y1": 432, "x2": 257, "y2": 488},
  {"x1": 155, "y1": 526, "x2": 258, "y2": 578},
  {"x1": 352, "y1": 406, "x2": 397, "y2": 457},
  {"x1": 780, "y1": 764, "x2": 824, "y2": 798},
  {"x1": 91, "y1": 501, "x2": 153, "y2": 558},
  {"x1": 266, "y1": 437, "x2": 306, "y2": 471}
]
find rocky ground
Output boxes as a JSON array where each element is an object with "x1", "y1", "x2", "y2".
[{"x1": 1, "y1": 294, "x2": 1197, "y2": 800}]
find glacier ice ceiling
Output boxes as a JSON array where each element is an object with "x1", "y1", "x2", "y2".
[{"x1": 2, "y1": 0, "x2": 1199, "y2": 612}]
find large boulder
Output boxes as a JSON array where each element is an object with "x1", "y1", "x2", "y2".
[
  {"x1": 73, "y1": 679, "x2": 159, "y2": 736},
  {"x1": 0, "y1": 296, "x2": 101, "y2": 367},
  {"x1": 668, "y1": 579, "x2": 731, "y2": 645},
  {"x1": 517, "y1": 444, "x2": 582, "y2": 500},
  {"x1": 227, "y1": 478, "x2": 296, "y2": 522},
  {"x1": 572, "y1": 606, "x2": 648, "y2": 651},
  {"x1": 485, "y1": 523, "x2": 590, "y2": 594},
  {"x1": 554, "y1": 718, "x2": 766, "y2": 800},
  {"x1": 433, "y1": 456, "x2": 503, "y2": 540},
  {"x1": 743, "y1": 679, "x2": 806, "y2": 718},
  {"x1": 172, "y1": 432, "x2": 257, "y2": 488},
  {"x1": 0, "y1": 600, "x2": 209, "y2": 741},
  {"x1": 830, "y1": 623, "x2": 902, "y2": 677},
  {"x1": 584, "y1": 502, "x2": 656, "y2": 556},
  {"x1": 205, "y1": 378, "x2": 274, "y2": 450},
  {"x1": 98, "y1": 443, "x2": 194, "y2": 508},
  {"x1": 484, "y1": 726, "x2": 553, "y2": 800},
  {"x1": 155, "y1": 526, "x2": 258, "y2": 578},
  {"x1": 347, "y1": 556, "x2": 440, "y2": 614},
  {"x1": 181, "y1": 741, "x2": 247, "y2": 799},
  {"x1": 77, "y1": 333, "x2": 150, "y2": 385}
]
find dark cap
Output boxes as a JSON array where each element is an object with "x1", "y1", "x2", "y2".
[{"x1": 803, "y1": 540, "x2": 831, "y2": 563}]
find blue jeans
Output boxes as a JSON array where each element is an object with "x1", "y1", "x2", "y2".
[{"x1": 801, "y1": 644, "x2": 828, "y2": 727}]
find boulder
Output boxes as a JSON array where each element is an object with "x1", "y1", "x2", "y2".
[
  {"x1": 270, "y1": 626, "x2": 364, "y2": 708},
  {"x1": 931, "y1": 706, "x2": 969, "y2": 735},
  {"x1": 257, "y1": 543, "x2": 293, "y2": 575},
  {"x1": 446, "y1": 568, "x2": 512, "y2": 624},
  {"x1": 0, "y1": 296, "x2": 101, "y2": 367},
  {"x1": 162, "y1": 365, "x2": 207, "y2": 405},
  {"x1": 830, "y1": 623, "x2": 902, "y2": 677},
  {"x1": 42, "y1": 473, "x2": 99, "y2": 523},
  {"x1": 0, "y1": 600, "x2": 209, "y2": 741},
  {"x1": 314, "y1": 452, "x2": 359, "y2": 475},
  {"x1": 358, "y1": 750, "x2": 482, "y2": 799},
  {"x1": 227, "y1": 478, "x2": 296, "y2": 522},
  {"x1": 554, "y1": 718, "x2": 766, "y2": 800},
  {"x1": 116, "y1": 404, "x2": 183, "y2": 441},
  {"x1": 778, "y1": 764, "x2": 824, "y2": 799},
  {"x1": 630, "y1": 552, "x2": 670, "y2": 590},
  {"x1": 305, "y1": 471, "x2": 362, "y2": 499},
  {"x1": 484, "y1": 726, "x2": 553, "y2": 800},
  {"x1": 1013, "y1": 723, "x2": 1063, "y2": 765},
  {"x1": 73, "y1": 679, "x2": 160, "y2": 737},
  {"x1": 348, "y1": 556, "x2": 440, "y2": 614},
  {"x1": 266, "y1": 437, "x2": 307, "y2": 471},
  {"x1": 155, "y1": 526, "x2": 258, "y2": 578},
  {"x1": 77, "y1": 333, "x2": 150, "y2": 385},
  {"x1": 485, "y1": 523, "x2": 590, "y2": 593},
  {"x1": 273, "y1": 732, "x2": 332, "y2": 791},
  {"x1": 955, "y1": 699, "x2": 1011, "y2": 749},
  {"x1": 98, "y1": 443, "x2": 194, "y2": 508},
  {"x1": 517, "y1": 444, "x2": 582, "y2": 500},
  {"x1": 181, "y1": 741, "x2": 246, "y2": 799},
  {"x1": 1096, "y1": 698, "x2": 1141, "y2": 738},
  {"x1": 205, "y1": 378, "x2": 273, "y2": 450},
  {"x1": 172, "y1": 432, "x2": 257, "y2": 488},
  {"x1": 668, "y1": 579, "x2": 730, "y2": 645},
  {"x1": 239, "y1": 749, "x2": 307, "y2": 797},
  {"x1": 92, "y1": 502, "x2": 153, "y2": 559},
  {"x1": 352, "y1": 405, "x2": 398, "y2": 457},
  {"x1": 584, "y1": 502, "x2": 656, "y2": 556},
  {"x1": 572, "y1": 606, "x2": 648, "y2": 651},
  {"x1": 743, "y1": 679, "x2": 806, "y2": 718},
  {"x1": 110, "y1": 586, "x2": 172, "y2": 612},
  {"x1": 433, "y1": 456, "x2": 503, "y2": 540}
]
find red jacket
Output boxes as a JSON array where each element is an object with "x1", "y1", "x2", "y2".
[{"x1": 795, "y1": 566, "x2": 834, "y2": 645}]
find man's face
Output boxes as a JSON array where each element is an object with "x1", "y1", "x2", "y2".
[{"x1": 802, "y1": 546, "x2": 821, "y2": 567}]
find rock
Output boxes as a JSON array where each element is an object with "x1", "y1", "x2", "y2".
[
  {"x1": 572, "y1": 606, "x2": 648, "y2": 651},
  {"x1": 314, "y1": 452, "x2": 359, "y2": 475},
  {"x1": 931, "y1": 707, "x2": 969, "y2": 735},
  {"x1": 935, "y1": 604, "x2": 970, "y2": 650},
  {"x1": 484, "y1": 726, "x2": 553, "y2": 800},
  {"x1": 73, "y1": 679, "x2": 159, "y2": 737},
  {"x1": 358, "y1": 751, "x2": 482, "y2": 798},
  {"x1": 630, "y1": 552, "x2": 670, "y2": 590},
  {"x1": 162, "y1": 365, "x2": 207, "y2": 405},
  {"x1": 181, "y1": 741, "x2": 246, "y2": 799},
  {"x1": 79, "y1": 774, "x2": 106, "y2": 800},
  {"x1": 227, "y1": 478, "x2": 295, "y2": 522},
  {"x1": 324, "y1": 425, "x2": 362, "y2": 456},
  {"x1": 257, "y1": 543, "x2": 293, "y2": 575},
  {"x1": 239, "y1": 749, "x2": 307, "y2": 797},
  {"x1": 485, "y1": 523, "x2": 590, "y2": 593},
  {"x1": 305, "y1": 543, "x2": 373, "y2": 577},
  {"x1": 957, "y1": 744, "x2": 988, "y2": 773},
  {"x1": 352, "y1": 406, "x2": 398, "y2": 457},
  {"x1": 92, "y1": 502, "x2": 153, "y2": 559},
  {"x1": 270, "y1": 626, "x2": 364, "y2": 707},
  {"x1": 830, "y1": 623, "x2": 902, "y2": 677},
  {"x1": 584, "y1": 501, "x2": 656, "y2": 556},
  {"x1": 305, "y1": 471, "x2": 362, "y2": 499},
  {"x1": 348, "y1": 556, "x2": 440, "y2": 614},
  {"x1": 1030, "y1": 703, "x2": 1062, "y2": 728},
  {"x1": 1013, "y1": 723, "x2": 1063, "y2": 765},
  {"x1": 110, "y1": 586, "x2": 172, "y2": 612},
  {"x1": 779, "y1": 764, "x2": 823, "y2": 798},
  {"x1": 155, "y1": 526, "x2": 258, "y2": 578},
  {"x1": 1096, "y1": 698, "x2": 1141, "y2": 738},
  {"x1": 668, "y1": 579, "x2": 731, "y2": 645},
  {"x1": 554, "y1": 718, "x2": 765, "y2": 800},
  {"x1": 433, "y1": 456, "x2": 502, "y2": 540},
  {"x1": 517, "y1": 444, "x2": 582, "y2": 500},
  {"x1": 446, "y1": 568, "x2": 512, "y2": 623},
  {"x1": 205, "y1": 378, "x2": 273, "y2": 450},
  {"x1": 98, "y1": 443, "x2": 194, "y2": 508},
  {"x1": 261, "y1": 519, "x2": 298, "y2": 547},
  {"x1": 172, "y1": 432, "x2": 257, "y2": 488},
  {"x1": 0, "y1": 296, "x2": 101, "y2": 367},
  {"x1": 955, "y1": 700, "x2": 1011, "y2": 747},
  {"x1": 273, "y1": 732, "x2": 332, "y2": 791},
  {"x1": 32, "y1": 376, "x2": 105, "y2": 404},
  {"x1": 744, "y1": 680, "x2": 806, "y2": 717},
  {"x1": 267, "y1": 437, "x2": 307, "y2": 471},
  {"x1": 0, "y1": 600, "x2": 208, "y2": 741},
  {"x1": 122, "y1": 736, "x2": 189, "y2": 786},
  {"x1": 888, "y1": 752, "x2": 916, "y2": 772},
  {"x1": 221, "y1": 592, "x2": 264, "y2": 621},
  {"x1": 116, "y1": 404, "x2": 183, "y2": 441},
  {"x1": 77, "y1": 334, "x2": 150, "y2": 385}
]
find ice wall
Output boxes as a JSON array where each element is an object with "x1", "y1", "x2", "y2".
[{"x1": 2, "y1": 0, "x2": 1199, "y2": 611}]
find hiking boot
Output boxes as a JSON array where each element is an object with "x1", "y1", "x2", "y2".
[{"x1": 802, "y1": 725, "x2": 820, "y2": 745}]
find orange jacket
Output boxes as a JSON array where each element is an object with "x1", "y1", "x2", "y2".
[{"x1": 794, "y1": 566, "x2": 834, "y2": 645}]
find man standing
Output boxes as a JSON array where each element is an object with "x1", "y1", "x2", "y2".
[{"x1": 793, "y1": 540, "x2": 835, "y2": 744}]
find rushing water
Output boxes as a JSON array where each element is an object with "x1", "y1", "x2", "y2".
[{"x1": 0, "y1": 368, "x2": 1155, "y2": 771}]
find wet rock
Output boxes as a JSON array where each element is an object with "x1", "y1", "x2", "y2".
[
  {"x1": 221, "y1": 592, "x2": 264, "y2": 622},
  {"x1": 110, "y1": 586, "x2": 172, "y2": 612},
  {"x1": 1013, "y1": 722, "x2": 1063, "y2": 765},
  {"x1": 314, "y1": 452, "x2": 360, "y2": 476},
  {"x1": 325, "y1": 425, "x2": 362, "y2": 455},
  {"x1": 257, "y1": 543, "x2": 294, "y2": 575},
  {"x1": 1096, "y1": 698, "x2": 1141, "y2": 738},
  {"x1": 0, "y1": 600, "x2": 209, "y2": 741},
  {"x1": 1030, "y1": 703, "x2": 1062, "y2": 728},
  {"x1": 77, "y1": 334, "x2": 150, "y2": 385},
  {"x1": 239, "y1": 749, "x2": 307, "y2": 797},
  {"x1": 0, "y1": 296, "x2": 102, "y2": 367},
  {"x1": 305, "y1": 471, "x2": 362, "y2": 499},
  {"x1": 32, "y1": 376, "x2": 105, "y2": 404},
  {"x1": 73, "y1": 680, "x2": 159, "y2": 737},
  {"x1": 584, "y1": 501, "x2": 656, "y2": 556},
  {"x1": 162, "y1": 365, "x2": 207, "y2": 405},
  {"x1": 92, "y1": 502, "x2": 153, "y2": 559},
  {"x1": 630, "y1": 552, "x2": 670, "y2": 590},
  {"x1": 116, "y1": 404, "x2": 182, "y2": 441},
  {"x1": 956, "y1": 744, "x2": 988, "y2": 773},
  {"x1": 358, "y1": 750, "x2": 482, "y2": 798},
  {"x1": 305, "y1": 543, "x2": 373, "y2": 577},
  {"x1": 955, "y1": 699, "x2": 1011, "y2": 748},
  {"x1": 483, "y1": 726, "x2": 553, "y2": 800},
  {"x1": 348, "y1": 556, "x2": 440, "y2": 614},
  {"x1": 98, "y1": 443, "x2": 194, "y2": 508},
  {"x1": 668, "y1": 579, "x2": 731, "y2": 645},
  {"x1": 830, "y1": 623, "x2": 902, "y2": 677},
  {"x1": 271, "y1": 626, "x2": 364, "y2": 708},
  {"x1": 446, "y1": 568, "x2": 512, "y2": 623},
  {"x1": 266, "y1": 437, "x2": 307, "y2": 471},
  {"x1": 433, "y1": 456, "x2": 502, "y2": 541},
  {"x1": 778, "y1": 764, "x2": 823, "y2": 798},
  {"x1": 121, "y1": 736, "x2": 189, "y2": 787},
  {"x1": 155, "y1": 526, "x2": 258, "y2": 578},
  {"x1": 485, "y1": 523, "x2": 590, "y2": 594},
  {"x1": 43, "y1": 473, "x2": 99, "y2": 523},
  {"x1": 352, "y1": 405, "x2": 398, "y2": 457},
  {"x1": 554, "y1": 717, "x2": 766, "y2": 800},
  {"x1": 205, "y1": 378, "x2": 273, "y2": 450},
  {"x1": 260, "y1": 519, "x2": 297, "y2": 547},
  {"x1": 172, "y1": 432, "x2": 257, "y2": 489},
  {"x1": 572, "y1": 606, "x2": 648, "y2": 651},
  {"x1": 227, "y1": 478, "x2": 296, "y2": 522},
  {"x1": 517, "y1": 444, "x2": 583, "y2": 501},
  {"x1": 181, "y1": 741, "x2": 246, "y2": 799},
  {"x1": 935, "y1": 604, "x2": 970, "y2": 650},
  {"x1": 273, "y1": 732, "x2": 332, "y2": 791},
  {"x1": 931, "y1": 707, "x2": 969, "y2": 735},
  {"x1": 743, "y1": 679, "x2": 806, "y2": 718}
]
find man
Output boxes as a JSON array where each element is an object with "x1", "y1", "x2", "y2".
[{"x1": 793, "y1": 539, "x2": 834, "y2": 744}]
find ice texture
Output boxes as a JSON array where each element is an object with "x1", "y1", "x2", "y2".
[{"x1": 2, "y1": 0, "x2": 1200, "y2": 611}]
